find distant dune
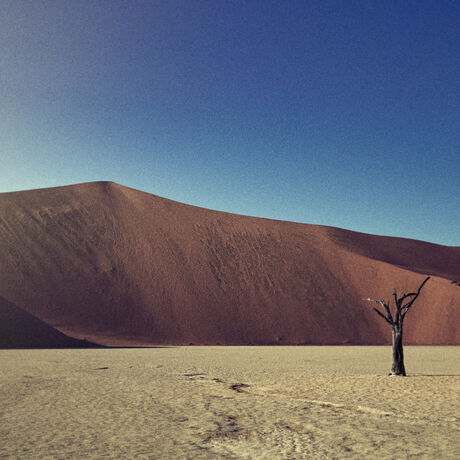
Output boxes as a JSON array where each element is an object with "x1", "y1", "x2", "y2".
[{"x1": 0, "y1": 182, "x2": 458, "y2": 347}]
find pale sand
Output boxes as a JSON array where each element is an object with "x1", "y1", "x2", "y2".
[{"x1": 1, "y1": 346, "x2": 459, "y2": 459}]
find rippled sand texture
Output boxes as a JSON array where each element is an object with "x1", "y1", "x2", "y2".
[{"x1": 1, "y1": 346, "x2": 459, "y2": 459}]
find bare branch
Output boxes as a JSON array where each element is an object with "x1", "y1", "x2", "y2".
[
  {"x1": 367, "y1": 297, "x2": 394, "y2": 322},
  {"x1": 363, "y1": 298, "x2": 393, "y2": 325},
  {"x1": 382, "y1": 303, "x2": 394, "y2": 324},
  {"x1": 401, "y1": 277, "x2": 430, "y2": 319},
  {"x1": 393, "y1": 291, "x2": 399, "y2": 310},
  {"x1": 364, "y1": 297, "x2": 384, "y2": 307},
  {"x1": 399, "y1": 292, "x2": 416, "y2": 304},
  {"x1": 394, "y1": 289, "x2": 417, "y2": 314},
  {"x1": 373, "y1": 307, "x2": 393, "y2": 325}
]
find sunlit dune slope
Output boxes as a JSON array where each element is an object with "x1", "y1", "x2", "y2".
[{"x1": 0, "y1": 182, "x2": 458, "y2": 347}]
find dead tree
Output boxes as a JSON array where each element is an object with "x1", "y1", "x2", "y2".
[{"x1": 364, "y1": 277, "x2": 430, "y2": 376}]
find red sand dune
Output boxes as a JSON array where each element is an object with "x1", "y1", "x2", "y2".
[
  {"x1": 0, "y1": 296, "x2": 99, "y2": 348},
  {"x1": 0, "y1": 181, "x2": 459, "y2": 347}
]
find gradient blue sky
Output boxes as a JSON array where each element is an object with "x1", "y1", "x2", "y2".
[{"x1": 1, "y1": 1, "x2": 459, "y2": 245}]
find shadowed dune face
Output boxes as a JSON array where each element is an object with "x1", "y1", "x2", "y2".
[
  {"x1": 0, "y1": 296, "x2": 100, "y2": 348},
  {"x1": 0, "y1": 181, "x2": 459, "y2": 347}
]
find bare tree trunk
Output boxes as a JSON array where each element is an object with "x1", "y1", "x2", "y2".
[
  {"x1": 391, "y1": 325, "x2": 406, "y2": 376},
  {"x1": 365, "y1": 277, "x2": 430, "y2": 376}
]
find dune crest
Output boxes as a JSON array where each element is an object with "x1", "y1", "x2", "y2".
[{"x1": 0, "y1": 181, "x2": 459, "y2": 347}]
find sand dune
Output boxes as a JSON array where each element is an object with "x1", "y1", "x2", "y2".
[
  {"x1": 0, "y1": 181, "x2": 458, "y2": 347},
  {"x1": 0, "y1": 296, "x2": 100, "y2": 348}
]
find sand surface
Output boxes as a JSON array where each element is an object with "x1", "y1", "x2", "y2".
[
  {"x1": 1, "y1": 346, "x2": 459, "y2": 459},
  {"x1": 1, "y1": 182, "x2": 459, "y2": 347}
]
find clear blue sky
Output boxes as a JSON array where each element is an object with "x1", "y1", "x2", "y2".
[{"x1": 1, "y1": 1, "x2": 459, "y2": 245}]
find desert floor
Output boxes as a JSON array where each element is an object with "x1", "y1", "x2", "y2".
[{"x1": 1, "y1": 346, "x2": 459, "y2": 459}]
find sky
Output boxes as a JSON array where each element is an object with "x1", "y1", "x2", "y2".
[{"x1": 0, "y1": 0, "x2": 459, "y2": 246}]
